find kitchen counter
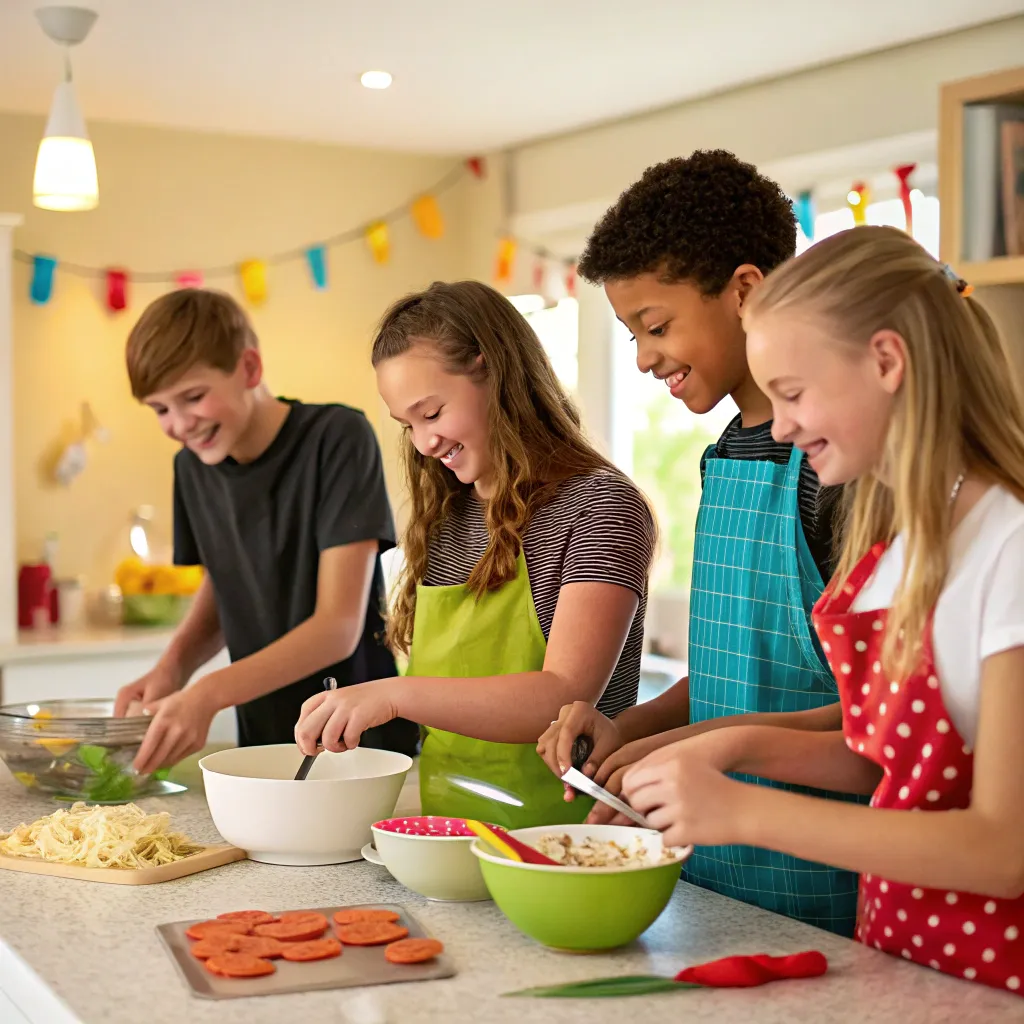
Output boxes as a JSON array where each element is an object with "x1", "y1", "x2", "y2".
[
  {"x1": 0, "y1": 625, "x2": 177, "y2": 665},
  {"x1": 0, "y1": 765, "x2": 1018, "y2": 1024}
]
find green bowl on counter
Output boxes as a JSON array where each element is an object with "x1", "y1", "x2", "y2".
[
  {"x1": 470, "y1": 824, "x2": 691, "y2": 952},
  {"x1": 122, "y1": 594, "x2": 190, "y2": 627}
]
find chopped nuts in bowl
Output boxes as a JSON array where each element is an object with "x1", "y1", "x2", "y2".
[{"x1": 532, "y1": 831, "x2": 685, "y2": 869}]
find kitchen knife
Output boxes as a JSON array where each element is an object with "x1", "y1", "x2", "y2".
[{"x1": 560, "y1": 766, "x2": 652, "y2": 829}]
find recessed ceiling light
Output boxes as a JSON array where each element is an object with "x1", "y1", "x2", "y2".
[{"x1": 360, "y1": 70, "x2": 393, "y2": 90}]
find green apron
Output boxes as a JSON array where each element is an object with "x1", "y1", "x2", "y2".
[
  {"x1": 408, "y1": 550, "x2": 592, "y2": 829},
  {"x1": 686, "y1": 444, "x2": 861, "y2": 936}
]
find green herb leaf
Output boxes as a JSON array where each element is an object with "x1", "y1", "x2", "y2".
[
  {"x1": 504, "y1": 976, "x2": 700, "y2": 998},
  {"x1": 77, "y1": 744, "x2": 112, "y2": 772}
]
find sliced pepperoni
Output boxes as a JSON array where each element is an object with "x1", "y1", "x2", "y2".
[
  {"x1": 254, "y1": 916, "x2": 328, "y2": 942},
  {"x1": 216, "y1": 910, "x2": 278, "y2": 926},
  {"x1": 335, "y1": 921, "x2": 409, "y2": 946},
  {"x1": 384, "y1": 938, "x2": 444, "y2": 964},
  {"x1": 233, "y1": 934, "x2": 286, "y2": 959},
  {"x1": 189, "y1": 935, "x2": 244, "y2": 959},
  {"x1": 333, "y1": 908, "x2": 400, "y2": 926},
  {"x1": 204, "y1": 952, "x2": 277, "y2": 978},
  {"x1": 185, "y1": 919, "x2": 252, "y2": 941},
  {"x1": 279, "y1": 938, "x2": 342, "y2": 962}
]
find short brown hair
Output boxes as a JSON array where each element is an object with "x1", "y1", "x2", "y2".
[{"x1": 125, "y1": 289, "x2": 258, "y2": 399}]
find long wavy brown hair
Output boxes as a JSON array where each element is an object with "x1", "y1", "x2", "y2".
[
  {"x1": 372, "y1": 280, "x2": 635, "y2": 654},
  {"x1": 744, "y1": 226, "x2": 1024, "y2": 680}
]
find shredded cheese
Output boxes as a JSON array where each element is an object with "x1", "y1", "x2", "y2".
[{"x1": 0, "y1": 802, "x2": 204, "y2": 869}]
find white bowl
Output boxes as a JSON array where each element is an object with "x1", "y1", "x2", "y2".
[
  {"x1": 199, "y1": 744, "x2": 412, "y2": 866},
  {"x1": 364, "y1": 816, "x2": 491, "y2": 902}
]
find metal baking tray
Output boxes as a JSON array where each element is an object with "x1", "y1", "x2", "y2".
[{"x1": 157, "y1": 903, "x2": 454, "y2": 1000}]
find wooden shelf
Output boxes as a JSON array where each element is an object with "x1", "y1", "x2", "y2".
[
  {"x1": 958, "y1": 256, "x2": 1024, "y2": 287},
  {"x1": 939, "y1": 65, "x2": 1024, "y2": 282}
]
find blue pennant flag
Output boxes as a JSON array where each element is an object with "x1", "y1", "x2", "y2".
[
  {"x1": 30, "y1": 255, "x2": 57, "y2": 305},
  {"x1": 305, "y1": 246, "x2": 328, "y2": 290},
  {"x1": 793, "y1": 191, "x2": 815, "y2": 240}
]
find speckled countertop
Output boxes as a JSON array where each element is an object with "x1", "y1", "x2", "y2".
[{"x1": 0, "y1": 762, "x2": 1019, "y2": 1024}]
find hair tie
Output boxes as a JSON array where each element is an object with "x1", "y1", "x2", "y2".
[{"x1": 940, "y1": 262, "x2": 974, "y2": 298}]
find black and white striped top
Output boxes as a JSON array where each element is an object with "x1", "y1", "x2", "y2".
[
  {"x1": 422, "y1": 471, "x2": 656, "y2": 718},
  {"x1": 702, "y1": 415, "x2": 842, "y2": 582}
]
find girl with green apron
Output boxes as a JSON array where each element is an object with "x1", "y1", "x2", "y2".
[
  {"x1": 293, "y1": 281, "x2": 656, "y2": 830},
  {"x1": 683, "y1": 443, "x2": 861, "y2": 935}
]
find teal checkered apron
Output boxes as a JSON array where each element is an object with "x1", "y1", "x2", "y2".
[{"x1": 685, "y1": 444, "x2": 861, "y2": 936}]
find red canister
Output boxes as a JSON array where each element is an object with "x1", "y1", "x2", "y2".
[{"x1": 18, "y1": 563, "x2": 53, "y2": 629}]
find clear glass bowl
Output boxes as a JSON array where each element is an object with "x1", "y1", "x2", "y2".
[{"x1": 0, "y1": 698, "x2": 158, "y2": 803}]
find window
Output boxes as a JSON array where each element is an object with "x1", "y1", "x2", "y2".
[{"x1": 523, "y1": 298, "x2": 579, "y2": 393}]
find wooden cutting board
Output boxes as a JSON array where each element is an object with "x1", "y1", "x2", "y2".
[{"x1": 0, "y1": 843, "x2": 245, "y2": 884}]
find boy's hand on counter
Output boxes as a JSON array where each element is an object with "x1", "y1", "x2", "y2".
[
  {"x1": 131, "y1": 686, "x2": 217, "y2": 775},
  {"x1": 621, "y1": 731, "x2": 754, "y2": 849},
  {"x1": 295, "y1": 680, "x2": 401, "y2": 754},
  {"x1": 113, "y1": 665, "x2": 182, "y2": 718},
  {"x1": 536, "y1": 701, "x2": 623, "y2": 801}
]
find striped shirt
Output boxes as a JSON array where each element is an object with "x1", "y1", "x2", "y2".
[
  {"x1": 422, "y1": 471, "x2": 656, "y2": 718},
  {"x1": 701, "y1": 415, "x2": 842, "y2": 582}
]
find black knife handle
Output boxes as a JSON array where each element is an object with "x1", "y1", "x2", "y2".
[{"x1": 571, "y1": 734, "x2": 594, "y2": 771}]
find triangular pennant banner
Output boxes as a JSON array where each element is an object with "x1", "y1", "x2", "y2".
[
  {"x1": 494, "y1": 237, "x2": 517, "y2": 284},
  {"x1": 411, "y1": 195, "x2": 445, "y2": 239},
  {"x1": 365, "y1": 222, "x2": 390, "y2": 265},
  {"x1": 30, "y1": 255, "x2": 57, "y2": 305},
  {"x1": 239, "y1": 259, "x2": 268, "y2": 305},
  {"x1": 175, "y1": 270, "x2": 204, "y2": 289},
  {"x1": 305, "y1": 246, "x2": 328, "y2": 289},
  {"x1": 106, "y1": 269, "x2": 128, "y2": 312}
]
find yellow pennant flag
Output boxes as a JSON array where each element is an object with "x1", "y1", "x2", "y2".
[
  {"x1": 411, "y1": 195, "x2": 445, "y2": 239},
  {"x1": 494, "y1": 237, "x2": 517, "y2": 284},
  {"x1": 365, "y1": 222, "x2": 390, "y2": 265},
  {"x1": 238, "y1": 259, "x2": 268, "y2": 305},
  {"x1": 847, "y1": 182, "x2": 870, "y2": 225}
]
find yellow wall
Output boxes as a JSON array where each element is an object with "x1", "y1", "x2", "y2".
[{"x1": 0, "y1": 112, "x2": 475, "y2": 588}]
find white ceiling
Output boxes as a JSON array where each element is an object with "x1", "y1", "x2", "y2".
[{"x1": 1, "y1": 0, "x2": 1022, "y2": 154}]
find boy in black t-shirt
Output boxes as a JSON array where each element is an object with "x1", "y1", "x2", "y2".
[{"x1": 114, "y1": 289, "x2": 417, "y2": 771}]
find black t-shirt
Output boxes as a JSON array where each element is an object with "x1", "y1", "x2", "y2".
[
  {"x1": 700, "y1": 415, "x2": 841, "y2": 583},
  {"x1": 173, "y1": 399, "x2": 418, "y2": 754}
]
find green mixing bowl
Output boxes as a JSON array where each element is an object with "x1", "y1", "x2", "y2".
[{"x1": 471, "y1": 824, "x2": 691, "y2": 952}]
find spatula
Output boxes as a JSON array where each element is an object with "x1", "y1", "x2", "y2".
[
  {"x1": 464, "y1": 819, "x2": 561, "y2": 866},
  {"x1": 293, "y1": 676, "x2": 338, "y2": 781}
]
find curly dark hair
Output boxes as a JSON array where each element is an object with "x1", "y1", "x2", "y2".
[{"x1": 577, "y1": 149, "x2": 797, "y2": 295}]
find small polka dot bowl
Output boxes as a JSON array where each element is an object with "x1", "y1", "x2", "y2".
[{"x1": 364, "y1": 816, "x2": 498, "y2": 902}]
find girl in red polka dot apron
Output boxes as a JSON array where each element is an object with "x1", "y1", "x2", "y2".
[
  {"x1": 623, "y1": 229, "x2": 1024, "y2": 1002},
  {"x1": 814, "y1": 542, "x2": 1023, "y2": 994}
]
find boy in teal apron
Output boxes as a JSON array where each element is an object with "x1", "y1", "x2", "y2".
[
  {"x1": 295, "y1": 280, "x2": 657, "y2": 831},
  {"x1": 544, "y1": 150, "x2": 862, "y2": 936}
]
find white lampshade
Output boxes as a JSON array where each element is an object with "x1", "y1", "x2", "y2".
[{"x1": 33, "y1": 80, "x2": 98, "y2": 211}]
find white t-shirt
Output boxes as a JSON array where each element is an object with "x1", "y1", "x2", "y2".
[{"x1": 851, "y1": 485, "x2": 1024, "y2": 746}]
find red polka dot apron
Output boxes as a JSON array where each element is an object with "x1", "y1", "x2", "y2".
[{"x1": 813, "y1": 542, "x2": 1023, "y2": 997}]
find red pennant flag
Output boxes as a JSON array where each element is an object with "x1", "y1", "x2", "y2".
[
  {"x1": 894, "y1": 163, "x2": 916, "y2": 234},
  {"x1": 532, "y1": 260, "x2": 545, "y2": 290},
  {"x1": 175, "y1": 270, "x2": 204, "y2": 289},
  {"x1": 106, "y1": 269, "x2": 128, "y2": 312},
  {"x1": 466, "y1": 157, "x2": 486, "y2": 179}
]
